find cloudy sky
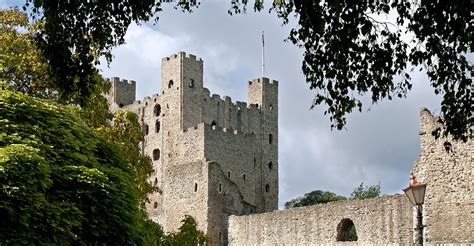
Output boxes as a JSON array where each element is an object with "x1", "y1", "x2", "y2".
[{"x1": 4, "y1": 0, "x2": 443, "y2": 208}]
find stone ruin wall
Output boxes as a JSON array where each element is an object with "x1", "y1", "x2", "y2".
[
  {"x1": 228, "y1": 108, "x2": 473, "y2": 245},
  {"x1": 228, "y1": 195, "x2": 413, "y2": 245},
  {"x1": 412, "y1": 108, "x2": 473, "y2": 244}
]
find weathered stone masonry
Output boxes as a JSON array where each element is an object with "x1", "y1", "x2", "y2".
[
  {"x1": 412, "y1": 108, "x2": 473, "y2": 244},
  {"x1": 229, "y1": 195, "x2": 413, "y2": 245},
  {"x1": 228, "y1": 108, "x2": 473, "y2": 245},
  {"x1": 107, "y1": 52, "x2": 278, "y2": 245}
]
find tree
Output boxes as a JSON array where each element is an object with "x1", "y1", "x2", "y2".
[
  {"x1": 0, "y1": 9, "x2": 51, "y2": 98},
  {"x1": 164, "y1": 215, "x2": 208, "y2": 246},
  {"x1": 285, "y1": 190, "x2": 346, "y2": 209},
  {"x1": 350, "y1": 182, "x2": 381, "y2": 200},
  {"x1": 0, "y1": 9, "x2": 112, "y2": 128},
  {"x1": 20, "y1": 0, "x2": 471, "y2": 142},
  {"x1": 97, "y1": 110, "x2": 156, "y2": 206},
  {"x1": 0, "y1": 89, "x2": 162, "y2": 244}
]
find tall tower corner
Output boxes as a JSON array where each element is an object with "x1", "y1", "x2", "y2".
[{"x1": 107, "y1": 76, "x2": 136, "y2": 107}]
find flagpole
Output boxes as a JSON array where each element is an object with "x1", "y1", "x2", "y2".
[{"x1": 262, "y1": 30, "x2": 265, "y2": 78}]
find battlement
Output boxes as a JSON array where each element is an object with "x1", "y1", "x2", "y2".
[
  {"x1": 108, "y1": 76, "x2": 136, "y2": 85},
  {"x1": 107, "y1": 76, "x2": 136, "y2": 107},
  {"x1": 202, "y1": 89, "x2": 259, "y2": 111},
  {"x1": 182, "y1": 123, "x2": 257, "y2": 138},
  {"x1": 248, "y1": 77, "x2": 279, "y2": 86},
  {"x1": 161, "y1": 51, "x2": 203, "y2": 63}
]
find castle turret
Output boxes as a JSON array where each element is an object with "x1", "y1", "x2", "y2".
[
  {"x1": 161, "y1": 52, "x2": 204, "y2": 130},
  {"x1": 107, "y1": 77, "x2": 136, "y2": 107},
  {"x1": 248, "y1": 77, "x2": 279, "y2": 212}
]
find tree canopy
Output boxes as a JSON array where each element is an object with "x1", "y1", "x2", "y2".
[
  {"x1": 285, "y1": 190, "x2": 346, "y2": 209},
  {"x1": 18, "y1": 0, "x2": 471, "y2": 142},
  {"x1": 350, "y1": 182, "x2": 381, "y2": 200},
  {"x1": 0, "y1": 89, "x2": 159, "y2": 244},
  {"x1": 285, "y1": 182, "x2": 381, "y2": 209}
]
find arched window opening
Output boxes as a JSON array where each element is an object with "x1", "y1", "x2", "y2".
[
  {"x1": 243, "y1": 174, "x2": 246, "y2": 181},
  {"x1": 168, "y1": 80, "x2": 174, "y2": 88},
  {"x1": 154, "y1": 104, "x2": 161, "y2": 116},
  {"x1": 155, "y1": 120, "x2": 160, "y2": 133},
  {"x1": 227, "y1": 171, "x2": 231, "y2": 178},
  {"x1": 154, "y1": 177, "x2": 158, "y2": 185},
  {"x1": 269, "y1": 134, "x2": 273, "y2": 144},
  {"x1": 189, "y1": 79, "x2": 195, "y2": 88},
  {"x1": 143, "y1": 124, "x2": 149, "y2": 136},
  {"x1": 211, "y1": 121, "x2": 217, "y2": 130},
  {"x1": 194, "y1": 183, "x2": 198, "y2": 192},
  {"x1": 255, "y1": 103, "x2": 259, "y2": 108},
  {"x1": 265, "y1": 184, "x2": 270, "y2": 193},
  {"x1": 336, "y1": 218, "x2": 358, "y2": 241},
  {"x1": 153, "y1": 202, "x2": 158, "y2": 208},
  {"x1": 268, "y1": 161, "x2": 273, "y2": 170},
  {"x1": 153, "y1": 149, "x2": 160, "y2": 161},
  {"x1": 269, "y1": 104, "x2": 273, "y2": 111},
  {"x1": 219, "y1": 184, "x2": 222, "y2": 193},
  {"x1": 145, "y1": 102, "x2": 148, "y2": 106}
]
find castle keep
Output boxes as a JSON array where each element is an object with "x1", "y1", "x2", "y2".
[
  {"x1": 107, "y1": 52, "x2": 278, "y2": 244},
  {"x1": 108, "y1": 52, "x2": 472, "y2": 245}
]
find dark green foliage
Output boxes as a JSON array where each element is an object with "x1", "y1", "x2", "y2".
[
  {"x1": 271, "y1": 0, "x2": 472, "y2": 143},
  {"x1": 348, "y1": 225, "x2": 358, "y2": 241},
  {"x1": 164, "y1": 215, "x2": 208, "y2": 246},
  {"x1": 25, "y1": 0, "x2": 197, "y2": 105},
  {"x1": 0, "y1": 89, "x2": 160, "y2": 244},
  {"x1": 284, "y1": 190, "x2": 346, "y2": 209},
  {"x1": 350, "y1": 182, "x2": 381, "y2": 200},
  {"x1": 336, "y1": 218, "x2": 357, "y2": 242},
  {"x1": 97, "y1": 110, "x2": 156, "y2": 207},
  {"x1": 22, "y1": 0, "x2": 471, "y2": 143}
]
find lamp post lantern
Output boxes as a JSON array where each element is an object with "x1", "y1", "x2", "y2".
[{"x1": 403, "y1": 172, "x2": 427, "y2": 246}]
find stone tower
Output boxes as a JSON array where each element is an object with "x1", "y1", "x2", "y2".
[
  {"x1": 107, "y1": 77, "x2": 136, "y2": 108},
  {"x1": 107, "y1": 52, "x2": 279, "y2": 245}
]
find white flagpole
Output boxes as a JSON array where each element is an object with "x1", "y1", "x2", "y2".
[{"x1": 262, "y1": 30, "x2": 265, "y2": 78}]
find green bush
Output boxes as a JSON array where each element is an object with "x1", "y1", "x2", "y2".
[{"x1": 0, "y1": 89, "x2": 158, "y2": 244}]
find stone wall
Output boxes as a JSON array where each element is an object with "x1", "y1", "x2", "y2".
[
  {"x1": 411, "y1": 108, "x2": 473, "y2": 244},
  {"x1": 160, "y1": 160, "x2": 209, "y2": 233},
  {"x1": 228, "y1": 195, "x2": 413, "y2": 245}
]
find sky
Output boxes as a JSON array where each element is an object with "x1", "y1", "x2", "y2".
[{"x1": 3, "y1": 0, "x2": 443, "y2": 208}]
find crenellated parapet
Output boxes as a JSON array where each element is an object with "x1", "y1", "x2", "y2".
[
  {"x1": 107, "y1": 76, "x2": 136, "y2": 108},
  {"x1": 161, "y1": 51, "x2": 203, "y2": 63}
]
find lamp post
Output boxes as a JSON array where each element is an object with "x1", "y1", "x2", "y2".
[{"x1": 403, "y1": 172, "x2": 427, "y2": 246}]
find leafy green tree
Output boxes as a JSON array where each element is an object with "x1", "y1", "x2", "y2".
[
  {"x1": 0, "y1": 9, "x2": 51, "y2": 98},
  {"x1": 0, "y1": 9, "x2": 112, "y2": 128},
  {"x1": 272, "y1": 0, "x2": 472, "y2": 143},
  {"x1": 97, "y1": 110, "x2": 155, "y2": 206},
  {"x1": 285, "y1": 190, "x2": 346, "y2": 209},
  {"x1": 0, "y1": 89, "x2": 161, "y2": 244},
  {"x1": 350, "y1": 182, "x2": 381, "y2": 200},
  {"x1": 164, "y1": 215, "x2": 208, "y2": 246},
  {"x1": 20, "y1": 0, "x2": 471, "y2": 142}
]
